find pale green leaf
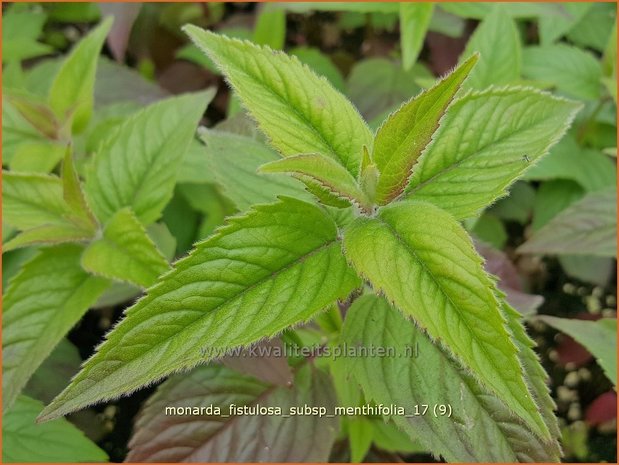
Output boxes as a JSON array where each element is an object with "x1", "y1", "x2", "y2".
[
  {"x1": 348, "y1": 417, "x2": 373, "y2": 463},
  {"x1": 440, "y1": 2, "x2": 552, "y2": 19},
  {"x1": 559, "y1": 255, "x2": 614, "y2": 287},
  {"x1": 459, "y1": 5, "x2": 521, "y2": 89},
  {"x1": 62, "y1": 148, "x2": 98, "y2": 234},
  {"x1": 39, "y1": 197, "x2": 360, "y2": 421},
  {"x1": 341, "y1": 294, "x2": 559, "y2": 462},
  {"x1": 2, "y1": 245, "x2": 109, "y2": 412},
  {"x1": 567, "y1": 3, "x2": 616, "y2": 52},
  {"x1": 48, "y1": 18, "x2": 113, "y2": 133},
  {"x1": 404, "y1": 88, "x2": 582, "y2": 219},
  {"x1": 342, "y1": 201, "x2": 549, "y2": 439},
  {"x1": 346, "y1": 58, "x2": 427, "y2": 124},
  {"x1": 3, "y1": 172, "x2": 69, "y2": 230},
  {"x1": 518, "y1": 189, "x2": 616, "y2": 257},
  {"x1": 9, "y1": 141, "x2": 66, "y2": 173},
  {"x1": 523, "y1": 134, "x2": 616, "y2": 192},
  {"x1": 253, "y1": 4, "x2": 286, "y2": 50},
  {"x1": 184, "y1": 27, "x2": 373, "y2": 177},
  {"x1": 201, "y1": 129, "x2": 310, "y2": 211},
  {"x1": 81, "y1": 207, "x2": 171, "y2": 288},
  {"x1": 399, "y1": 3, "x2": 433, "y2": 71},
  {"x1": 531, "y1": 180, "x2": 584, "y2": 231},
  {"x1": 2, "y1": 96, "x2": 48, "y2": 164},
  {"x1": 126, "y1": 363, "x2": 338, "y2": 461},
  {"x1": 538, "y1": 316, "x2": 617, "y2": 385},
  {"x1": 3, "y1": 395, "x2": 108, "y2": 463},
  {"x1": 373, "y1": 54, "x2": 478, "y2": 204},
  {"x1": 2, "y1": 9, "x2": 53, "y2": 62},
  {"x1": 85, "y1": 91, "x2": 214, "y2": 225},
  {"x1": 538, "y1": 3, "x2": 592, "y2": 45},
  {"x1": 259, "y1": 153, "x2": 371, "y2": 210},
  {"x1": 290, "y1": 47, "x2": 345, "y2": 91},
  {"x1": 522, "y1": 45, "x2": 603, "y2": 101},
  {"x1": 3, "y1": 223, "x2": 94, "y2": 252}
]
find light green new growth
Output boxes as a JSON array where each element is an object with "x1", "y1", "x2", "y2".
[
  {"x1": 48, "y1": 17, "x2": 113, "y2": 133},
  {"x1": 81, "y1": 207, "x2": 171, "y2": 288},
  {"x1": 259, "y1": 153, "x2": 372, "y2": 211},
  {"x1": 373, "y1": 54, "x2": 478, "y2": 204}
]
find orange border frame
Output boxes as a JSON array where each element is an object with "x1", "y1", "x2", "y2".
[{"x1": 0, "y1": 0, "x2": 617, "y2": 464}]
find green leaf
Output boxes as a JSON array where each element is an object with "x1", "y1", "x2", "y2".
[
  {"x1": 39, "y1": 197, "x2": 360, "y2": 421},
  {"x1": 2, "y1": 96, "x2": 48, "y2": 164},
  {"x1": 531, "y1": 180, "x2": 584, "y2": 230},
  {"x1": 202, "y1": 129, "x2": 310, "y2": 211},
  {"x1": 48, "y1": 18, "x2": 113, "y2": 133},
  {"x1": 372, "y1": 54, "x2": 478, "y2": 204},
  {"x1": 259, "y1": 153, "x2": 371, "y2": 210},
  {"x1": 81, "y1": 207, "x2": 171, "y2": 288},
  {"x1": 399, "y1": 3, "x2": 433, "y2": 71},
  {"x1": 342, "y1": 201, "x2": 549, "y2": 439},
  {"x1": 518, "y1": 189, "x2": 616, "y2": 257},
  {"x1": 2, "y1": 171, "x2": 97, "y2": 250},
  {"x1": 538, "y1": 316, "x2": 617, "y2": 385},
  {"x1": 3, "y1": 395, "x2": 108, "y2": 463},
  {"x1": 459, "y1": 5, "x2": 521, "y2": 89},
  {"x1": 489, "y1": 181, "x2": 536, "y2": 225},
  {"x1": 9, "y1": 141, "x2": 66, "y2": 173},
  {"x1": 290, "y1": 47, "x2": 345, "y2": 92},
  {"x1": 2, "y1": 244, "x2": 109, "y2": 412},
  {"x1": 471, "y1": 213, "x2": 507, "y2": 249},
  {"x1": 346, "y1": 58, "x2": 427, "y2": 124},
  {"x1": 404, "y1": 88, "x2": 582, "y2": 219},
  {"x1": 7, "y1": 91, "x2": 60, "y2": 139},
  {"x1": 184, "y1": 27, "x2": 373, "y2": 177},
  {"x1": 567, "y1": 3, "x2": 616, "y2": 52},
  {"x1": 85, "y1": 91, "x2": 214, "y2": 225},
  {"x1": 522, "y1": 45, "x2": 603, "y2": 101},
  {"x1": 126, "y1": 363, "x2": 338, "y2": 461},
  {"x1": 348, "y1": 417, "x2": 373, "y2": 462},
  {"x1": 501, "y1": 303, "x2": 562, "y2": 446},
  {"x1": 25, "y1": 339, "x2": 82, "y2": 404},
  {"x1": 2, "y1": 8, "x2": 53, "y2": 62},
  {"x1": 3, "y1": 172, "x2": 70, "y2": 230},
  {"x1": 440, "y1": 2, "x2": 551, "y2": 19},
  {"x1": 62, "y1": 148, "x2": 98, "y2": 234},
  {"x1": 253, "y1": 4, "x2": 286, "y2": 50},
  {"x1": 341, "y1": 295, "x2": 559, "y2": 462},
  {"x1": 523, "y1": 134, "x2": 616, "y2": 192},
  {"x1": 538, "y1": 3, "x2": 592, "y2": 45}
]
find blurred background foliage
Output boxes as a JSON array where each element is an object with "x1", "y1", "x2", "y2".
[{"x1": 2, "y1": 2, "x2": 617, "y2": 462}]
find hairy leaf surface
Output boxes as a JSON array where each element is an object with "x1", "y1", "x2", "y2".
[
  {"x1": 81, "y1": 207, "x2": 171, "y2": 288},
  {"x1": 48, "y1": 18, "x2": 113, "y2": 132},
  {"x1": 3, "y1": 395, "x2": 108, "y2": 463},
  {"x1": 127, "y1": 364, "x2": 337, "y2": 461},
  {"x1": 2, "y1": 245, "x2": 109, "y2": 411},
  {"x1": 85, "y1": 91, "x2": 214, "y2": 225},
  {"x1": 518, "y1": 189, "x2": 617, "y2": 257},
  {"x1": 184, "y1": 27, "x2": 373, "y2": 176},
  {"x1": 343, "y1": 201, "x2": 548, "y2": 438},
  {"x1": 259, "y1": 153, "x2": 370, "y2": 209},
  {"x1": 404, "y1": 88, "x2": 581, "y2": 219},
  {"x1": 341, "y1": 295, "x2": 559, "y2": 462},
  {"x1": 40, "y1": 197, "x2": 360, "y2": 420},
  {"x1": 373, "y1": 54, "x2": 478, "y2": 204}
]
